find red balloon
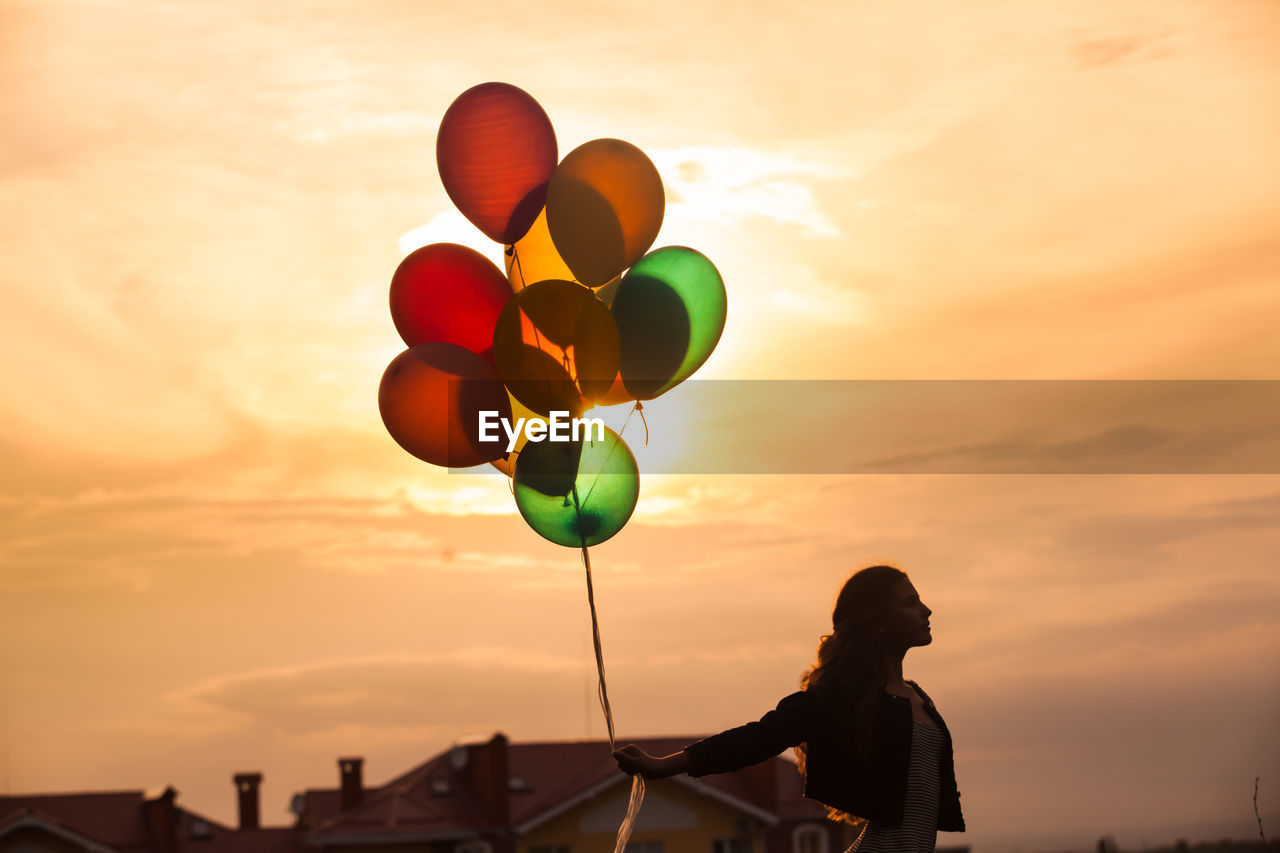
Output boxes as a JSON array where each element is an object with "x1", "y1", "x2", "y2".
[
  {"x1": 378, "y1": 343, "x2": 512, "y2": 469},
  {"x1": 437, "y1": 83, "x2": 557, "y2": 245},
  {"x1": 390, "y1": 243, "x2": 511, "y2": 368}
]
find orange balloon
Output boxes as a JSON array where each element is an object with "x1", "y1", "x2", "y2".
[
  {"x1": 378, "y1": 343, "x2": 511, "y2": 469},
  {"x1": 545, "y1": 139, "x2": 664, "y2": 286}
]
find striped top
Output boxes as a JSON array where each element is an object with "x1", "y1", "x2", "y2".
[{"x1": 846, "y1": 721, "x2": 943, "y2": 853}]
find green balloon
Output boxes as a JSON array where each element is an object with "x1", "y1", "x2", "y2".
[
  {"x1": 513, "y1": 425, "x2": 639, "y2": 547},
  {"x1": 612, "y1": 246, "x2": 726, "y2": 400}
]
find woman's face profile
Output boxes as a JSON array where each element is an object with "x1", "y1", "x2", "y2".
[{"x1": 879, "y1": 578, "x2": 933, "y2": 649}]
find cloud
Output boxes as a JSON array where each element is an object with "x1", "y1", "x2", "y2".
[
  {"x1": 170, "y1": 651, "x2": 585, "y2": 736},
  {"x1": 162, "y1": 638, "x2": 824, "y2": 750},
  {"x1": 1071, "y1": 32, "x2": 1173, "y2": 70},
  {"x1": 631, "y1": 483, "x2": 759, "y2": 527},
  {"x1": 0, "y1": 467, "x2": 531, "y2": 592},
  {"x1": 652, "y1": 145, "x2": 844, "y2": 237},
  {"x1": 398, "y1": 211, "x2": 503, "y2": 263}
]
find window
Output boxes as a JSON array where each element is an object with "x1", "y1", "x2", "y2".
[
  {"x1": 793, "y1": 825, "x2": 829, "y2": 853},
  {"x1": 626, "y1": 843, "x2": 664, "y2": 853},
  {"x1": 712, "y1": 840, "x2": 751, "y2": 853}
]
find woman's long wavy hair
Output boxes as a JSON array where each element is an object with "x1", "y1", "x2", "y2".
[{"x1": 795, "y1": 565, "x2": 909, "y2": 826}]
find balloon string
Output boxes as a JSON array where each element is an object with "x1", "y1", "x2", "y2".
[
  {"x1": 635, "y1": 401, "x2": 649, "y2": 446},
  {"x1": 511, "y1": 245, "x2": 591, "y2": 405},
  {"x1": 578, "y1": 540, "x2": 615, "y2": 744},
  {"x1": 579, "y1": 535, "x2": 645, "y2": 853},
  {"x1": 574, "y1": 399, "x2": 641, "y2": 513},
  {"x1": 512, "y1": 245, "x2": 565, "y2": 418},
  {"x1": 562, "y1": 351, "x2": 580, "y2": 394},
  {"x1": 507, "y1": 244, "x2": 526, "y2": 290},
  {"x1": 618, "y1": 774, "x2": 645, "y2": 853}
]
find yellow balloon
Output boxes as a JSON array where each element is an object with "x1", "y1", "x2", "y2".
[
  {"x1": 505, "y1": 207, "x2": 574, "y2": 291},
  {"x1": 506, "y1": 207, "x2": 621, "y2": 293},
  {"x1": 489, "y1": 390, "x2": 546, "y2": 478}
]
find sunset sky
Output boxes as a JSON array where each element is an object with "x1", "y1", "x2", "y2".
[{"x1": 2, "y1": 1, "x2": 1278, "y2": 851}]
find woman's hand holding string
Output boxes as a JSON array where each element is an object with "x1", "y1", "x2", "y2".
[{"x1": 612, "y1": 745, "x2": 692, "y2": 779}]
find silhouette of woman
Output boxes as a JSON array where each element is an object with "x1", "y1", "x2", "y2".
[{"x1": 613, "y1": 565, "x2": 964, "y2": 853}]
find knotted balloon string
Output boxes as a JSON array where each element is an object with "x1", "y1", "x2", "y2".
[
  {"x1": 506, "y1": 244, "x2": 526, "y2": 290},
  {"x1": 576, "y1": 496, "x2": 645, "y2": 853},
  {"x1": 634, "y1": 401, "x2": 648, "y2": 446}
]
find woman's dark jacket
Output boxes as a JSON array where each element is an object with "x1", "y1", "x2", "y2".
[{"x1": 682, "y1": 681, "x2": 964, "y2": 831}]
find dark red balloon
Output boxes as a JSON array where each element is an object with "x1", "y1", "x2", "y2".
[
  {"x1": 378, "y1": 343, "x2": 512, "y2": 469},
  {"x1": 437, "y1": 83, "x2": 557, "y2": 245},
  {"x1": 389, "y1": 243, "x2": 512, "y2": 368}
]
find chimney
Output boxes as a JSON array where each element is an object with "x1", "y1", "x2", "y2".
[
  {"x1": 234, "y1": 773, "x2": 262, "y2": 831},
  {"x1": 465, "y1": 733, "x2": 510, "y2": 825},
  {"x1": 144, "y1": 786, "x2": 179, "y2": 853},
  {"x1": 339, "y1": 757, "x2": 364, "y2": 812}
]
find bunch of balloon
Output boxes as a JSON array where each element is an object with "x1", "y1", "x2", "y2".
[
  {"x1": 378, "y1": 78, "x2": 730, "y2": 555},
  {"x1": 376, "y1": 80, "x2": 728, "y2": 853}
]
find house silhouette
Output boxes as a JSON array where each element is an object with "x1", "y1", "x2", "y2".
[{"x1": 0, "y1": 733, "x2": 880, "y2": 853}]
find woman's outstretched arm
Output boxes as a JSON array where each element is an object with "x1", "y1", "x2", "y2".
[
  {"x1": 612, "y1": 745, "x2": 692, "y2": 779},
  {"x1": 613, "y1": 688, "x2": 822, "y2": 779}
]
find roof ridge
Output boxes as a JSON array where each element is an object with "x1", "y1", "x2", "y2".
[
  {"x1": 312, "y1": 767, "x2": 465, "y2": 834},
  {"x1": 0, "y1": 806, "x2": 115, "y2": 848},
  {"x1": 374, "y1": 752, "x2": 448, "y2": 792},
  {"x1": 0, "y1": 790, "x2": 146, "y2": 799},
  {"x1": 175, "y1": 804, "x2": 234, "y2": 832},
  {"x1": 511, "y1": 734, "x2": 709, "y2": 747}
]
